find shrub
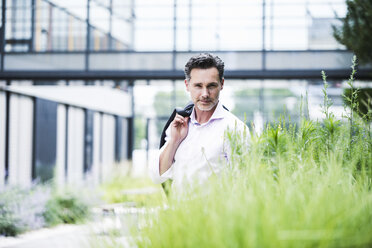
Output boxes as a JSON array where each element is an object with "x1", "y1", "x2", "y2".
[
  {"x1": 0, "y1": 185, "x2": 49, "y2": 236},
  {"x1": 0, "y1": 203, "x2": 22, "y2": 236},
  {"x1": 0, "y1": 185, "x2": 91, "y2": 236},
  {"x1": 43, "y1": 191, "x2": 89, "y2": 226}
]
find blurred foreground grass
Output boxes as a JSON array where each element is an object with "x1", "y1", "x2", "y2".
[{"x1": 136, "y1": 148, "x2": 372, "y2": 247}]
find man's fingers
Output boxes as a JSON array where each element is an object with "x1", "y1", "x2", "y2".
[
  {"x1": 173, "y1": 114, "x2": 188, "y2": 126},
  {"x1": 174, "y1": 117, "x2": 185, "y2": 125}
]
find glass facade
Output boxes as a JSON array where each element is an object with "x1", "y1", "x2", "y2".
[
  {"x1": 1, "y1": 0, "x2": 370, "y2": 175},
  {"x1": 3, "y1": 0, "x2": 133, "y2": 52},
  {"x1": 134, "y1": 0, "x2": 346, "y2": 51},
  {"x1": 1, "y1": 0, "x2": 346, "y2": 52},
  {"x1": 84, "y1": 109, "x2": 94, "y2": 173}
]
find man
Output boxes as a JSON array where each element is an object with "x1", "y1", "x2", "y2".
[{"x1": 150, "y1": 53, "x2": 248, "y2": 189}]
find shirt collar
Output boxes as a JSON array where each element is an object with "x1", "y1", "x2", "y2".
[{"x1": 190, "y1": 101, "x2": 225, "y2": 125}]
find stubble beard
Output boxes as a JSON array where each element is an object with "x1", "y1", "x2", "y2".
[{"x1": 196, "y1": 99, "x2": 218, "y2": 112}]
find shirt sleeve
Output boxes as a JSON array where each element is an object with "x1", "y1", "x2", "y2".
[{"x1": 149, "y1": 126, "x2": 174, "y2": 184}]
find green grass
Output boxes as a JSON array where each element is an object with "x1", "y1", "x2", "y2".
[
  {"x1": 100, "y1": 175, "x2": 166, "y2": 207},
  {"x1": 134, "y1": 61, "x2": 372, "y2": 248},
  {"x1": 135, "y1": 120, "x2": 372, "y2": 248}
]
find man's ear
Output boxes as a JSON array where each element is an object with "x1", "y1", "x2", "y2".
[
  {"x1": 220, "y1": 78, "x2": 224, "y2": 90},
  {"x1": 185, "y1": 79, "x2": 190, "y2": 92}
]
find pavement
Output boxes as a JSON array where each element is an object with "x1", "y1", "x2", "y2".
[
  {"x1": 0, "y1": 188, "x2": 163, "y2": 248},
  {"x1": 0, "y1": 224, "x2": 92, "y2": 248}
]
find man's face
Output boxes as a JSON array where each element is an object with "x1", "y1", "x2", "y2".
[{"x1": 185, "y1": 67, "x2": 224, "y2": 112}]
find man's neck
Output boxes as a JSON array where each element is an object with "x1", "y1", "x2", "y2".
[{"x1": 194, "y1": 103, "x2": 218, "y2": 124}]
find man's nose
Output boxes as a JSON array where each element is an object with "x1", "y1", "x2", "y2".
[{"x1": 201, "y1": 87, "x2": 209, "y2": 97}]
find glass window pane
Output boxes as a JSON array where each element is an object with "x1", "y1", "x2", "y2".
[{"x1": 34, "y1": 98, "x2": 58, "y2": 182}]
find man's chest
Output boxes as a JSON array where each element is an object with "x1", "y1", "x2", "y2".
[{"x1": 174, "y1": 122, "x2": 228, "y2": 166}]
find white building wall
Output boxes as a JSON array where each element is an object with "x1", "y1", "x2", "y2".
[
  {"x1": 0, "y1": 92, "x2": 6, "y2": 187},
  {"x1": 6, "y1": 85, "x2": 132, "y2": 117},
  {"x1": 8, "y1": 94, "x2": 33, "y2": 187},
  {"x1": 102, "y1": 114, "x2": 115, "y2": 181},
  {"x1": 67, "y1": 107, "x2": 84, "y2": 185},
  {"x1": 55, "y1": 104, "x2": 66, "y2": 186},
  {"x1": 2, "y1": 86, "x2": 132, "y2": 188}
]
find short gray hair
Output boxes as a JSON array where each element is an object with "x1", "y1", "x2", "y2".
[{"x1": 184, "y1": 53, "x2": 224, "y2": 82}]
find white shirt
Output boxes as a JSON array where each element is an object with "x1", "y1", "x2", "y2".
[{"x1": 150, "y1": 101, "x2": 249, "y2": 189}]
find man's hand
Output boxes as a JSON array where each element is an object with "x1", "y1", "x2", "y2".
[
  {"x1": 159, "y1": 114, "x2": 189, "y2": 176},
  {"x1": 170, "y1": 114, "x2": 189, "y2": 145}
]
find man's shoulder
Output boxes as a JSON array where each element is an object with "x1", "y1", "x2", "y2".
[{"x1": 221, "y1": 108, "x2": 248, "y2": 131}]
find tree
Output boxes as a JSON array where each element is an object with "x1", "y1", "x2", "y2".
[{"x1": 333, "y1": 0, "x2": 372, "y2": 65}]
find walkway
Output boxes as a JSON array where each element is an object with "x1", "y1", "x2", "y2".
[{"x1": 0, "y1": 188, "x2": 162, "y2": 248}]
